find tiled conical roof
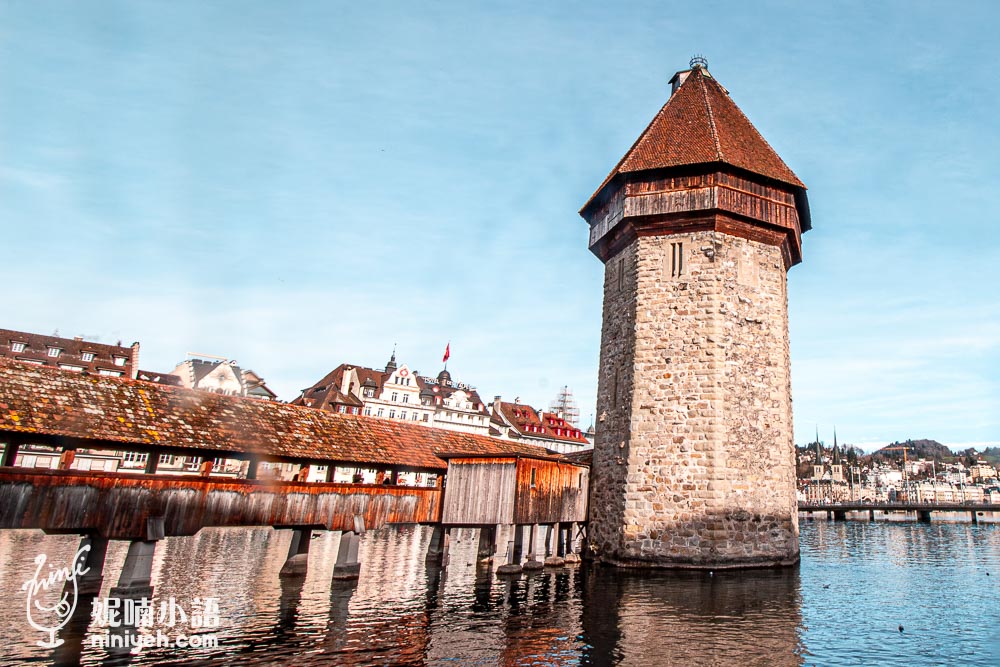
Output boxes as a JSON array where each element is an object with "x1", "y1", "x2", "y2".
[{"x1": 583, "y1": 66, "x2": 803, "y2": 212}]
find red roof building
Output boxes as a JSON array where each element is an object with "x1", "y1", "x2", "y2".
[
  {"x1": 490, "y1": 399, "x2": 591, "y2": 454},
  {"x1": 0, "y1": 327, "x2": 139, "y2": 379}
]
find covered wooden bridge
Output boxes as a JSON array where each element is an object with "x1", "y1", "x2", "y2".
[{"x1": 0, "y1": 360, "x2": 589, "y2": 593}]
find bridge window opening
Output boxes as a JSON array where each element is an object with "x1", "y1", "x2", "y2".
[
  {"x1": 123, "y1": 451, "x2": 147, "y2": 465},
  {"x1": 530, "y1": 468, "x2": 537, "y2": 487},
  {"x1": 158, "y1": 454, "x2": 174, "y2": 465}
]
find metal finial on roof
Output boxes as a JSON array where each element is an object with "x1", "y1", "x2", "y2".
[{"x1": 690, "y1": 55, "x2": 708, "y2": 69}]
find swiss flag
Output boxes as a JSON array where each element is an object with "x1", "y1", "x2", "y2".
[{"x1": 442, "y1": 343, "x2": 450, "y2": 363}]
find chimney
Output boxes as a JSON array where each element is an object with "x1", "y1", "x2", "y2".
[
  {"x1": 129, "y1": 342, "x2": 140, "y2": 379},
  {"x1": 341, "y1": 367, "x2": 353, "y2": 396}
]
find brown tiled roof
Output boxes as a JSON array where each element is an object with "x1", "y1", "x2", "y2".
[
  {"x1": 583, "y1": 67, "x2": 804, "y2": 212},
  {"x1": 0, "y1": 328, "x2": 137, "y2": 377},
  {"x1": 493, "y1": 402, "x2": 590, "y2": 446},
  {"x1": 0, "y1": 360, "x2": 563, "y2": 471}
]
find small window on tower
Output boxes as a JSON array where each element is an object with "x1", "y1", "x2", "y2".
[
  {"x1": 617, "y1": 257, "x2": 625, "y2": 291},
  {"x1": 670, "y1": 242, "x2": 684, "y2": 278}
]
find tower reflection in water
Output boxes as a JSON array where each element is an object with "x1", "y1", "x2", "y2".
[{"x1": 579, "y1": 565, "x2": 803, "y2": 667}]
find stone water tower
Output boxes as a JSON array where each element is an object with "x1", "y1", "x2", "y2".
[{"x1": 581, "y1": 59, "x2": 810, "y2": 568}]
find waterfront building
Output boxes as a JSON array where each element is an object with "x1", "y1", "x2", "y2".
[
  {"x1": 490, "y1": 398, "x2": 591, "y2": 454},
  {"x1": 581, "y1": 59, "x2": 810, "y2": 568},
  {"x1": 1, "y1": 327, "x2": 139, "y2": 378},
  {"x1": 295, "y1": 352, "x2": 492, "y2": 436}
]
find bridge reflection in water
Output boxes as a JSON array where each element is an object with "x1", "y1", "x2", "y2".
[{"x1": 0, "y1": 524, "x2": 804, "y2": 666}]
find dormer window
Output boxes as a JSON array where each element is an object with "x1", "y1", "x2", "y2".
[
  {"x1": 113, "y1": 356, "x2": 127, "y2": 367},
  {"x1": 47, "y1": 347, "x2": 61, "y2": 358},
  {"x1": 11, "y1": 342, "x2": 25, "y2": 353},
  {"x1": 81, "y1": 352, "x2": 95, "y2": 362}
]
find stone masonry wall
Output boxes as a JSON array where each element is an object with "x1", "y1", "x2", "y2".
[{"x1": 589, "y1": 230, "x2": 799, "y2": 568}]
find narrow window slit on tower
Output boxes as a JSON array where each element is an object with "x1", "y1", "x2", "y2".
[
  {"x1": 617, "y1": 257, "x2": 624, "y2": 291},
  {"x1": 670, "y1": 242, "x2": 684, "y2": 277}
]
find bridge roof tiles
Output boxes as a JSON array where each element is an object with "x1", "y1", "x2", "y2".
[{"x1": 0, "y1": 360, "x2": 562, "y2": 471}]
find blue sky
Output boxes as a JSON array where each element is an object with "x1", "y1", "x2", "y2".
[{"x1": 1, "y1": 1, "x2": 997, "y2": 451}]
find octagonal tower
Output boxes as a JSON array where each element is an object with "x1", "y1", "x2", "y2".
[{"x1": 581, "y1": 61, "x2": 811, "y2": 568}]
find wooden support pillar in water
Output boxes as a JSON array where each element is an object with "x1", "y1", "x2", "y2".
[
  {"x1": 544, "y1": 524, "x2": 565, "y2": 567},
  {"x1": 425, "y1": 525, "x2": 451, "y2": 567},
  {"x1": 69, "y1": 534, "x2": 109, "y2": 596},
  {"x1": 477, "y1": 526, "x2": 496, "y2": 562},
  {"x1": 279, "y1": 528, "x2": 313, "y2": 578},
  {"x1": 497, "y1": 525, "x2": 524, "y2": 575},
  {"x1": 332, "y1": 531, "x2": 362, "y2": 580},
  {"x1": 523, "y1": 524, "x2": 543, "y2": 571},
  {"x1": 110, "y1": 540, "x2": 157, "y2": 598},
  {"x1": 869, "y1": 509, "x2": 876, "y2": 522},
  {"x1": 971, "y1": 510, "x2": 979, "y2": 524}
]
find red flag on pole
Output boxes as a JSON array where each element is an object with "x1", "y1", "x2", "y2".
[{"x1": 442, "y1": 343, "x2": 450, "y2": 363}]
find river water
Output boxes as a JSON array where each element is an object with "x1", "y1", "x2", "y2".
[{"x1": 1, "y1": 520, "x2": 997, "y2": 666}]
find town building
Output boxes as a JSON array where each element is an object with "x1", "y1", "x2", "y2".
[
  {"x1": 294, "y1": 352, "x2": 492, "y2": 436},
  {"x1": 490, "y1": 399, "x2": 591, "y2": 454},
  {"x1": 1, "y1": 327, "x2": 139, "y2": 378},
  {"x1": 169, "y1": 355, "x2": 278, "y2": 400}
]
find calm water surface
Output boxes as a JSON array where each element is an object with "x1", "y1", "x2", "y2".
[{"x1": 0, "y1": 521, "x2": 997, "y2": 666}]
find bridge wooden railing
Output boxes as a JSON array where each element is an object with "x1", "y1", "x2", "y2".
[{"x1": 0, "y1": 467, "x2": 442, "y2": 540}]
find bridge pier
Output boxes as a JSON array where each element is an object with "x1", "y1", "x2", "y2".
[
  {"x1": 497, "y1": 526, "x2": 524, "y2": 575},
  {"x1": 69, "y1": 535, "x2": 109, "y2": 595},
  {"x1": 917, "y1": 510, "x2": 932, "y2": 524},
  {"x1": 869, "y1": 509, "x2": 876, "y2": 522},
  {"x1": 477, "y1": 526, "x2": 497, "y2": 562},
  {"x1": 971, "y1": 511, "x2": 979, "y2": 524},
  {"x1": 545, "y1": 524, "x2": 564, "y2": 567},
  {"x1": 833, "y1": 510, "x2": 846, "y2": 522},
  {"x1": 332, "y1": 531, "x2": 362, "y2": 580},
  {"x1": 279, "y1": 528, "x2": 313, "y2": 578},
  {"x1": 425, "y1": 525, "x2": 451, "y2": 567},
  {"x1": 523, "y1": 524, "x2": 543, "y2": 571},
  {"x1": 110, "y1": 540, "x2": 156, "y2": 598}
]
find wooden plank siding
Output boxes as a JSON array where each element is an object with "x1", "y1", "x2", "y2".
[
  {"x1": 440, "y1": 458, "x2": 517, "y2": 525},
  {"x1": 513, "y1": 459, "x2": 589, "y2": 524}
]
